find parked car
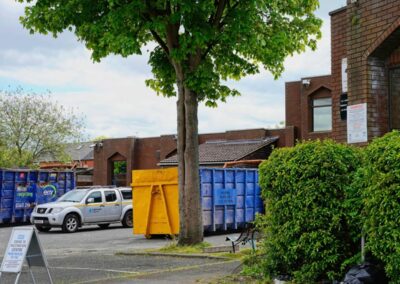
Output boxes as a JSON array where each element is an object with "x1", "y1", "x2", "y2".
[{"x1": 30, "y1": 186, "x2": 133, "y2": 233}]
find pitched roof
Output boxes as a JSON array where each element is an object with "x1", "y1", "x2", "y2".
[
  {"x1": 38, "y1": 142, "x2": 94, "y2": 162},
  {"x1": 158, "y1": 137, "x2": 278, "y2": 166},
  {"x1": 66, "y1": 142, "x2": 94, "y2": 160}
]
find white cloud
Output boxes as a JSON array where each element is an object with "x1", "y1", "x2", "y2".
[
  {"x1": 0, "y1": 2, "x2": 341, "y2": 139},
  {"x1": 283, "y1": 20, "x2": 331, "y2": 77}
]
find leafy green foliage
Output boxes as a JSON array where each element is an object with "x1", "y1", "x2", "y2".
[
  {"x1": 0, "y1": 88, "x2": 84, "y2": 168},
  {"x1": 360, "y1": 131, "x2": 400, "y2": 283},
  {"x1": 255, "y1": 140, "x2": 361, "y2": 282},
  {"x1": 17, "y1": 0, "x2": 322, "y2": 245},
  {"x1": 113, "y1": 161, "x2": 127, "y2": 175},
  {"x1": 18, "y1": 0, "x2": 322, "y2": 107},
  {"x1": 0, "y1": 147, "x2": 35, "y2": 168}
]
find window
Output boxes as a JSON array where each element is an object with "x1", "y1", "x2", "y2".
[
  {"x1": 105, "y1": 190, "x2": 117, "y2": 202},
  {"x1": 121, "y1": 190, "x2": 132, "y2": 200},
  {"x1": 58, "y1": 190, "x2": 88, "y2": 202},
  {"x1": 390, "y1": 68, "x2": 400, "y2": 130},
  {"x1": 87, "y1": 191, "x2": 102, "y2": 203},
  {"x1": 312, "y1": 97, "x2": 332, "y2": 132}
]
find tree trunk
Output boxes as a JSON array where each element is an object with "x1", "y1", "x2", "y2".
[{"x1": 176, "y1": 74, "x2": 203, "y2": 245}]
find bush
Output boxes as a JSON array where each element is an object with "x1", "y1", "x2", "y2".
[
  {"x1": 361, "y1": 131, "x2": 400, "y2": 283},
  {"x1": 255, "y1": 140, "x2": 361, "y2": 283}
]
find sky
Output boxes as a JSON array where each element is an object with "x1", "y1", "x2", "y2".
[{"x1": 0, "y1": 1, "x2": 347, "y2": 139}]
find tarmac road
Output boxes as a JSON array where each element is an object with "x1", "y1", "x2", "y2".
[{"x1": 0, "y1": 224, "x2": 242, "y2": 283}]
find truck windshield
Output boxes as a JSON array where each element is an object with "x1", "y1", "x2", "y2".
[{"x1": 58, "y1": 190, "x2": 88, "y2": 202}]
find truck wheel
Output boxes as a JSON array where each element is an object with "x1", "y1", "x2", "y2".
[
  {"x1": 98, "y1": 224, "x2": 110, "y2": 229},
  {"x1": 62, "y1": 214, "x2": 79, "y2": 233},
  {"x1": 35, "y1": 225, "x2": 51, "y2": 232},
  {"x1": 122, "y1": 210, "x2": 133, "y2": 228}
]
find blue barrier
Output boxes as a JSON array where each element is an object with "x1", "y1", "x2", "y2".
[
  {"x1": 200, "y1": 168, "x2": 263, "y2": 232},
  {"x1": 0, "y1": 169, "x2": 76, "y2": 224},
  {"x1": 14, "y1": 171, "x2": 37, "y2": 222},
  {"x1": 0, "y1": 169, "x2": 15, "y2": 223}
]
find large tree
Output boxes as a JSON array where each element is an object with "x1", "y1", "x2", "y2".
[
  {"x1": 0, "y1": 88, "x2": 84, "y2": 168},
  {"x1": 17, "y1": 0, "x2": 321, "y2": 244}
]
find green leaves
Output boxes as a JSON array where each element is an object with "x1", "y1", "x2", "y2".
[
  {"x1": 250, "y1": 133, "x2": 400, "y2": 282},
  {"x1": 0, "y1": 87, "x2": 84, "y2": 167},
  {"x1": 358, "y1": 131, "x2": 400, "y2": 283},
  {"x1": 17, "y1": 0, "x2": 321, "y2": 104},
  {"x1": 255, "y1": 140, "x2": 361, "y2": 282}
]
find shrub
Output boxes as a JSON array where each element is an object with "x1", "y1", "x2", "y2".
[
  {"x1": 255, "y1": 140, "x2": 361, "y2": 283},
  {"x1": 361, "y1": 131, "x2": 400, "y2": 282}
]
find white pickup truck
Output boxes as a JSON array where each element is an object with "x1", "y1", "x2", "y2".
[{"x1": 30, "y1": 186, "x2": 133, "y2": 233}]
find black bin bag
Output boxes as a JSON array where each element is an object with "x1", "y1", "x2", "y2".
[{"x1": 343, "y1": 262, "x2": 388, "y2": 284}]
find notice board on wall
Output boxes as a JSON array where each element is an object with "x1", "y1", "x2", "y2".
[{"x1": 347, "y1": 103, "x2": 368, "y2": 144}]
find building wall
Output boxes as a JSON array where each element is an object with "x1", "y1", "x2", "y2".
[
  {"x1": 93, "y1": 137, "x2": 136, "y2": 186},
  {"x1": 92, "y1": 127, "x2": 294, "y2": 186},
  {"x1": 39, "y1": 160, "x2": 94, "y2": 169},
  {"x1": 285, "y1": 0, "x2": 400, "y2": 143},
  {"x1": 330, "y1": 7, "x2": 348, "y2": 142},
  {"x1": 285, "y1": 75, "x2": 332, "y2": 141},
  {"x1": 285, "y1": 81, "x2": 302, "y2": 139},
  {"x1": 344, "y1": 0, "x2": 400, "y2": 141}
]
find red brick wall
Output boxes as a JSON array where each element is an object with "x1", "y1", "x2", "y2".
[
  {"x1": 285, "y1": 81, "x2": 302, "y2": 138},
  {"x1": 198, "y1": 128, "x2": 268, "y2": 144},
  {"x1": 330, "y1": 7, "x2": 348, "y2": 142},
  {"x1": 133, "y1": 137, "x2": 161, "y2": 170},
  {"x1": 92, "y1": 127, "x2": 294, "y2": 185},
  {"x1": 286, "y1": 1, "x2": 400, "y2": 143},
  {"x1": 93, "y1": 137, "x2": 135, "y2": 186},
  {"x1": 344, "y1": 0, "x2": 400, "y2": 141},
  {"x1": 285, "y1": 75, "x2": 333, "y2": 141}
]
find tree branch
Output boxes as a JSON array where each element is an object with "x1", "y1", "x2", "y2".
[
  {"x1": 212, "y1": 0, "x2": 227, "y2": 27},
  {"x1": 150, "y1": 29, "x2": 170, "y2": 55},
  {"x1": 142, "y1": 2, "x2": 171, "y2": 56},
  {"x1": 218, "y1": 0, "x2": 240, "y2": 29},
  {"x1": 202, "y1": 0, "x2": 240, "y2": 60}
]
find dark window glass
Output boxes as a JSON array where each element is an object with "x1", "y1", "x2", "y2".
[
  {"x1": 105, "y1": 191, "x2": 117, "y2": 202},
  {"x1": 87, "y1": 191, "x2": 102, "y2": 203},
  {"x1": 390, "y1": 68, "x2": 400, "y2": 130},
  {"x1": 313, "y1": 97, "x2": 332, "y2": 132},
  {"x1": 121, "y1": 190, "x2": 132, "y2": 200}
]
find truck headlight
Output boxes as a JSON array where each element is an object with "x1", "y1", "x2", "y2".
[{"x1": 51, "y1": 208, "x2": 63, "y2": 214}]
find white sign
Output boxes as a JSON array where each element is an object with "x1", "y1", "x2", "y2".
[
  {"x1": 347, "y1": 103, "x2": 368, "y2": 143},
  {"x1": 342, "y1": 58, "x2": 348, "y2": 93},
  {"x1": 0, "y1": 228, "x2": 33, "y2": 273},
  {"x1": 0, "y1": 227, "x2": 53, "y2": 283}
]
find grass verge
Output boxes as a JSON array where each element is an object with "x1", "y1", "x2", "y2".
[{"x1": 159, "y1": 241, "x2": 212, "y2": 253}]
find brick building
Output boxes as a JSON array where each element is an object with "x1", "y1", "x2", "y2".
[
  {"x1": 43, "y1": 0, "x2": 400, "y2": 187},
  {"x1": 38, "y1": 142, "x2": 94, "y2": 169},
  {"x1": 286, "y1": 0, "x2": 400, "y2": 143},
  {"x1": 92, "y1": 128, "x2": 294, "y2": 186}
]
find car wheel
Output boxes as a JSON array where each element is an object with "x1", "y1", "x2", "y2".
[
  {"x1": 35, "y1": 225, "x2": 51, "y2": 232},
  {"x1": 62, "y1": 214, "x2": 79, "y2": 233},
  {"x1": 98, "y1": 224, "x2": 110, "y2": 229},
  {"x1": 122, "y1": 210, "x2": 133, "y2": 228}
]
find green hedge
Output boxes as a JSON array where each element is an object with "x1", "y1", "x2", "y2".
[
  {"x1": 256, "y1": 140, "x2": 361, "y2": 282},
  {"x1": 360, "y1": 131, "x2": 400, "y2": 283}
]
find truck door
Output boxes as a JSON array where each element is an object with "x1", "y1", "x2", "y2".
[
  {"x1": 104, "y1": 190, "x2": 122, "y2": 221},
  {"x1": 84, "y1": 191, "x2": 106, "y2": 222}
]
